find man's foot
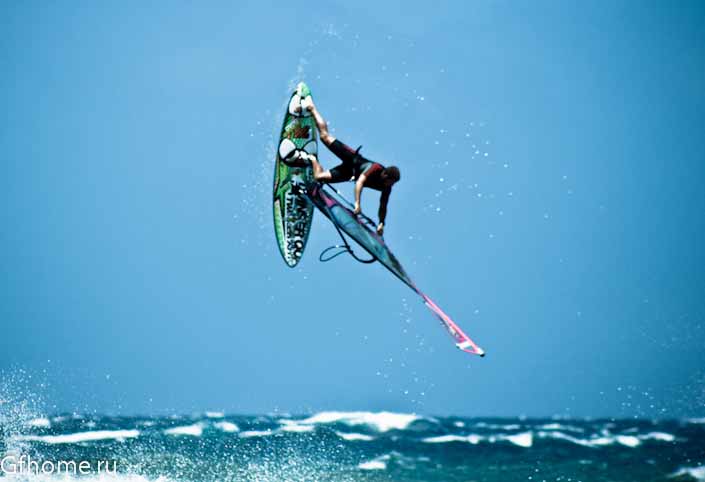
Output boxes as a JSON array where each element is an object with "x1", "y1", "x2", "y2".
[
  {"x1": 289, "y1": 82, "x2": 312, "y2": 116},
  {"x1": 279, "y1": 138, "x2": 296, "y2": 160},
  {"x1": 287, "y1": 150, "x2": 312, "y2": 167},
  {"x1": 301, "y1": 96, "x2": 314, "y2": 113},
  {"x1": 288, "y1": 94, "x2": 302, "y2": 115}
]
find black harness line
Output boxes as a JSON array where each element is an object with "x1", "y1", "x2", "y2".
[{"x1": 318, "y1": 212, "x2": 376, "y2": 264}]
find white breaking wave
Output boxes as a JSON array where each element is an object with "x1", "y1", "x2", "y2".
[
  {"x1": 335, "y1": 431, "x2": 374, "y2": 441},
  {"x1": 204, "y1": 411, "x2": 224, "y2": 419},
  {"x1": 506, "y1": 432, "x2": 533, "y2": 447},
  {"x1": 538, "y1": 431, "x2": 676, "y2": 448},
  {"x1": 423, "y1": 432, "x2": 533, "y2": 447},
  {"x1": 164, "y1": 424, "x2": 203, "y2": 437},
  {"x1": 358, "y1": 459, "x2": 387, "y2": 470},
  {"x1": 423, "y1": 434, "x2": 482, "y2": 444},
  {"x1": 616, "y1": 435, "x2": 640, "y2": 448},
  {"x1": 239, "y1": 430, "x2": 273, "y2": 438},
  {"x1": 214, "y1": 421, "x2": 239, "y2": 433},
  {"x1": 640, "y1": 432, "x2": 676, "y2": 442},
  {"x1": 538, "y1": 423, "x2": 584, "y2": 433},
  {"x1": 26, "y1": 417, "x2": 51, "y2": 428},
  {"x1": 278, "y1": 421, "x2": 314, "y2": 433},
  {"x1": 422, "y1": 429, "x2": 676, "y2": 449},
  {"x1": 670, "y1": 465, "x2": 705, "y2": 481},
  {"x1": 474, "y1": 422, "x2": 521, "y2": 430},
  {"x1": 546, "y1": 430, "x2": 674, "y2": 447},
  {"x1": 537, "y1": 431, "x2": 636, "y2": 448},
  {"x1": 298, "y1": 411, "x2": 420, "y2": 432},
  {"x1": 358, "y1": 454, "x2": 391, "y2": 471},
  {"x1": 17, "y1": 429, "x2": 140, "y2": 445}
]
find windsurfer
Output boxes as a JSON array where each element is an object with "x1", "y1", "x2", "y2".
[{"x1": 292, "y1": 97, "x2": 400, "y2": 236}]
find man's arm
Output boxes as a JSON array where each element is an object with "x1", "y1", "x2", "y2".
[
  {"x1": 377, "y1": 188, "x2": 391, "y2": 235},
  {"x1": 354, "y1": 173, "x2": 367, "y2": 214}
]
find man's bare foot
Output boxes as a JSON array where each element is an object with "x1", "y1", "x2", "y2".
[
  {"x1": 308, "y1": 153, "x2": 320, "y2": 169},
  {"x1": 288, "y1": 94, "x2": 302, "y2": 115},
  {"x1": 302, "y1": 96, "x2": 315, "y2": 112}
]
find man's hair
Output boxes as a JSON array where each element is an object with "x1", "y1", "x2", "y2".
[{"x1": 384, "y1": 165, "x2": 401, "y2": 183}]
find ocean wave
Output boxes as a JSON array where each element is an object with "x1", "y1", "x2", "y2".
[
  {"x1": 239, "y1": 429, "x2": 273, "y2": 438},
  {"x1": 538, "y1": 423, "x2": 584, "y2": 433},
  {"x1": 278, "y1": 420, "x2": 314, "y2": 433},
  {"x1": 26, "y1": 417, "x2": 51, "y2": 429},
  {"x1": 423, "y1": 432, "x2": 533, "y2": 447},
  {"x1": 537, "y1": 431, "x2": 638, "y2": 448},
  {"x1": 358, "y1": 454, "x2": 390, "y2": 471},
  {"x1": 422, "y1": 429, "x2": 677, "y2": 449},
  {"x1": 578, "y1": 431, "x2": 672, "y2": 447},
  {"x1": 506, "y1": 432, "x2": 533, "y2": 447},
  {"x1": 670, "y1": 465, "x2": 705, "y2": 480},
  {"x1": 537, "y1": 430, "x2": 677, "y2": 448},
  {"x1": 640, "y1": 432, "x2": 676, "y2": 442},
  {"x1": 335, "y1": 431, "x2": 375, "y2": 441},
  {"x1": 164, "y1": 424, "x2": 203, "y2": 437},
  {"x1": 214, "y1": 421, "x2": 239, "y2": 433},
  {"x1": 17, "y1": 429, "x2": 140, "y2": 445},
  {"x1": 474, "y1": 422, "x2": 521, "y2": 431},
  {"x1": 423, "y1": 434, "x2": 482, "y2": 444},
  {"x1": 298, "y1": 411, "x2": 421, "y2": 432}
]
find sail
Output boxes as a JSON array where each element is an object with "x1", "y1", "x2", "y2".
[
  {"x1": 308, "y1": 184, "x2": 415, "y2": 289},
  {"x1": 307, "y1": 183, "x2": 485, "y2": 357}
]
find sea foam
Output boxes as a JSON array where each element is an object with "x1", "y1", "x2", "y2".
[
  {"x1": 164, "y1": 424, "x2": 203, "y2": 437},
  {"x1": 299, "y1": 411, "x2": 420, "y2": 432},
  {"x1": 335, "y1": 431, "x2": 374, "y2": 441},
  {"x1": 26, "y1": 417, "x2": 51, "y2": 428},
  {"x1": 670, "y1": 465, "x2": 705, "y2": 481},
  {"x1": 358, "y1": 454, "x2": 390, "y2": 471},
  {"x1": 214, "y1": 421, "x2": 239, "y2": 433},
  {"x1": 18, "y1": 429, "x2": 140, "y2": 445}
]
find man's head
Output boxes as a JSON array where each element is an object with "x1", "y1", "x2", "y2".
[{"x1": 381, "y1": 165, "x2": 401, "y2": 188}]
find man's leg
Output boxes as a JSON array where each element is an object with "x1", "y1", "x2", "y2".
[
  {"x1": 306, "y1": 100, "x2": 336, "y2": 146},
  {"x1": 309, "y1": 154, "x2": 352, "y2": 183},
  {"x1": 305, "y1": 99, "x2": 360, "y2": 165},
  {"x1": 304, "y1": 100, "x2": 355, "y2": 182},
  {"x1": 309, "y1": 154, "x2": 332, "y2": 182}
]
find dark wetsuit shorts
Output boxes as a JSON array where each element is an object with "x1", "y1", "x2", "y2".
[{"x1": 328, "y1": 139, "x2": 374, "y2": 182}]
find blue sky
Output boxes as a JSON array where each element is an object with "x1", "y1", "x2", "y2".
[{"x1": 1, "y1": 1, "x2": 704, "y2": 417}]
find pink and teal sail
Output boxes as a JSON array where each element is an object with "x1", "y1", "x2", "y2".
[{"x1": 307, "y1": 184, "x2": 485, "y2": 357}]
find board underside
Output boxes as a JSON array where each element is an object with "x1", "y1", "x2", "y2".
[{"x1": 273, "y1": 84, "x2": 318, "y2": 267}]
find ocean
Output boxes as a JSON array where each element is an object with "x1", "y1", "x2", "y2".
[{"x1": 1, "y1": 411, "x2": 704, "y2": 481}]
